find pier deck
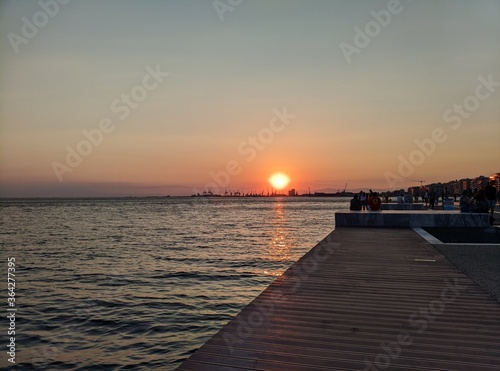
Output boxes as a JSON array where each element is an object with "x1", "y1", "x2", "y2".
[{"x1": 179, "y1": 228, "x2": 500, "y2": 370}]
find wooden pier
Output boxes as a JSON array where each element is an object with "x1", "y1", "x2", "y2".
[{"x1": 179, "y1": 227, "x2": 500, "y2": 370}]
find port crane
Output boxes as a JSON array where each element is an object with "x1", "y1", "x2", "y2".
[{"x1": 411, "y1": 180, "x2": 426, "y2": 187}]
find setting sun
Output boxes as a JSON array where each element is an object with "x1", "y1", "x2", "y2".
[{"x1": 269, "y1": 173, "x2": 290, "y2": 190}]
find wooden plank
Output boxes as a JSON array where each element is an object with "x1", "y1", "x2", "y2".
[{"x1": 178, "y1": 228, "x2": 500, "y2": 370}]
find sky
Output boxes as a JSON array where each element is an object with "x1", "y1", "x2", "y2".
[{"x1": 0, "y1": 0, "x2": 499, "y2": 197}]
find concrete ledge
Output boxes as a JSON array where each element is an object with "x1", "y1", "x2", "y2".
[
  {"x1": 381, "y1": 203, "x2": 425, "y2": 210},
  {"x1": 335, "y1": 210, "x2": 489, "y2": 228}
]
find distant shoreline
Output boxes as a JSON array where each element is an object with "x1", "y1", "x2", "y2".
[{"x1": 0, "y1": 193, "x2": 400, "y2": 201}]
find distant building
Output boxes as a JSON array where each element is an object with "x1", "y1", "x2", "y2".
[
  {"x1": 445, "y1": 180, "x2": 459, "y2": 195},
  {"x1": 288, "y1": 189, "x2": 297, "y2": 197},
  {"x1": 408, "y1": 186, "x2": 421, "y2": 199},
  {"x1": 462, "y1": 178, "x2": 472, "y2": 192},
  {"x1": 451, "y1": 180, "x2": 462, "y2": 194},
  {"x1": 418, "y1": 173, "x2": 498, "y2": 199},
  {"x1": 434, "y1": 183, "x2": 444, "y2": 196}
]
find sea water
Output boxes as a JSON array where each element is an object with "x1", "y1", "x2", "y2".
[{"x1": 0, "y1": 197, "x2": 348, "y2": 370}]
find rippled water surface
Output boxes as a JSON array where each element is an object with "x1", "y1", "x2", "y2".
[{"x1": 0, "y1": 197, "x2": 348, "y2": 370}]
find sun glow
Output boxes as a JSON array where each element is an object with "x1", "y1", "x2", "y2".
[{"x1": 269, "y1": 173, "x2": 290, "y2": 190}]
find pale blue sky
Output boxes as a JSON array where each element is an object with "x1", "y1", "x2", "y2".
[{"x1": 1, "y1": 0, "x2": 499, "y2": 196}]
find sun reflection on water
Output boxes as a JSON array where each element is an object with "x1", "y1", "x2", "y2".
[{"x1": 261, "y1": 200, "x2": 293, "y2": 276}]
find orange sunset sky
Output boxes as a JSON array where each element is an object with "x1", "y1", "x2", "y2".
[{"x1": 1, "y1": 0, "x2": 499, "y2": 197}]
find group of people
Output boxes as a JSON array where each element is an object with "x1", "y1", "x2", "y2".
[
  {"x1": 421, "y1": 188, "x2": 447, "y2": 209},
  {"x1": 459, "y1": 180, "x2": 497, "y2": 224},
  {"x1": 348, "y1": 181, "x2": 497, "y2": 224},
  {"x1": 418, "y1": 186, "x2": 455, "y2": 209},
  {"x1": 350, "y1": 190, "x2": 382, "y2": 211}
]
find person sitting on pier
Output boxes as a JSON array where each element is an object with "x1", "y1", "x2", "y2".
[
  {"x1": 349, "y1": 194, "x2": 362, "y2": 211},
  {"x1": 368, "y1": 192, "x2": 382, "y2": 211},
  {"x1": 397, "y1": 193, "x2": 404, "y2": 204},
  {"x1": 470, "y1": 189, "x2": 489, "y2": 214},
  {"x1": 459, "y1": 190, "x2": 471, "y2": 213},
  {"x1": 444, "y1": 186, "x2": 451, "y2": 200},
  {"x1": 359, "y1": 191, "x2": 368, "y2": 210}
]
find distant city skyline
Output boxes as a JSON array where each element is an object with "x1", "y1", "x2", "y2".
[{"x1": 1, "y1": 0, "x2": 499, "y2": 197}]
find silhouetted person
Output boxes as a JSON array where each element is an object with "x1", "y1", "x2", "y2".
[
  {"x1": 429, "y1": 188, "x2": 437, "y2": 209},
  {"x1": 368, "y1": 192, "x2": 382, "y2": 211},
  {"x1": 459, "y1": 190, "x2": 471, "y2": 213},
  {"x1": 350, "y1": 194, "x2": 362, "y2": 211},
  {"x1": 485, "y1": 180, "x2": 497, "y2": 221},
  {"x1": 470, "y1": 189, "x2": 489, "y2": 214},
  {"x1": 444, "y1": 186, "x2": 450, "y2": 200},
  {"x1": 397, "y1": 194, "x2": 404, "y2": 204},
  {"x1": 359, "y1": 191, "x2": 368, "y2": 210}
]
